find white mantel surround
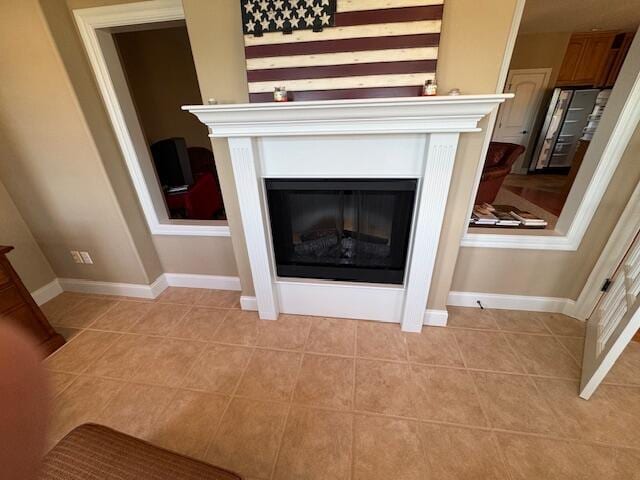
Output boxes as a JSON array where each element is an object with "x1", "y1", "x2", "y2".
[{"x1": 185, "y1": 95, "x2": 510, "y2": 332}]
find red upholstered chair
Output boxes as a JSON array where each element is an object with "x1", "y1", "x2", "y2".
[
  {"x1": 474, "y1": 142, "x2": 525, "y2": 204},
  {"x1": 165, "y1": 172, "x2": 223, "y2": 220}
]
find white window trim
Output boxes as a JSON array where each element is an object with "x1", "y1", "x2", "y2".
[
  {"x1": 73, "y1": 0, "x2": 231, "y2": 237},
  {"x1": 461, "y1": 0, "x2": 640, "y2": 251}
]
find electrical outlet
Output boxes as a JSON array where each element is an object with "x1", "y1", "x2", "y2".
[
  {"x1": 70, "y1": 251, "x2": 84, "y2": 264},
  {"x1": 79, "y1": 251, "x2": 93, "y2": 265}
]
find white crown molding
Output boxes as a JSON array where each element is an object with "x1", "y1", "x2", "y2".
[
  {"x1": 448, "y1": 290, "x2": 577, "y2": 317},
  {"x1": 184, "y1": 94, "x2": 512, "y2": 137},
  {"x1": 31, "y1": 279, "x2": 64, "y2": 306}
]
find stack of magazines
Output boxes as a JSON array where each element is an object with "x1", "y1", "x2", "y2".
[{"x1": 470, "y1": 204, "x2": 548, "y2": 228}]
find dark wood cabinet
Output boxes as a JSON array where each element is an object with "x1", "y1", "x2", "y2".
[{"x1": 0, "y1": 246, "x2": 65, "y2": 356}]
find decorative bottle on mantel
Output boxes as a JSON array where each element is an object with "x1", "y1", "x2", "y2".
[{"x1": 422, "y1": 79, "x2": 438, "y2": 96}]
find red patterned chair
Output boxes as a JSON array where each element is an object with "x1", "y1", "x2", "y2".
[{"x1": 474, "y1": 142, "x2": 525, "y2": 204}]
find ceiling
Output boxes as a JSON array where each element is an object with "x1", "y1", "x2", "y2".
[{"x1": 519, "y1": 0, "x2": 640, "y2": 34}]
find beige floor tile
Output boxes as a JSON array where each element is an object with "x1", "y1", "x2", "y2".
[
  {"x1": 85, "y1": 334, "x2": 163, "y2": 380},
  {"x1": 293, "y1": 354, "x2": 354, "y2": 409},
  {"x1": 206, "y1": 398, "x2": 288, "y2": 479},
  {"x1": 353, "y1": 415, "x2": 427, "y2": 480},
  {"x1": 492, "y1": 309, "x2": 552, "y2": 334},
  {"x1": 557, "y1": 336, "x2": 585, "y2": 363},
  {"x1": 454, "y1": 329, "x2": 524, "y2": 373},
  {"x1": 154, "y1": 390, "x2": 229, "y2": 460},
  {"x1": 506, "y1": 333, "x2": 581, "y2": 378},
  {"x1": 46, "y1": 372, "x2": 77, "y2": 398},
  {"x1": 44, "y1": 330, "x2": 120, "y2": 373},
  {"x1": 89, "y1": 301, "x2": 154, "y2": 332},
  {"x1": 97, "y1": 382, "x2": 177, "y2": 440},
  {"x1": 472, "y1": 371, "x2": 562, "y2": 435},
  {"x1": 213, "y1": 310, "x2": 260, "y2": 346},
  {"x1": 411, "y1": 365, "x2": 487, "y2": 427},
  {"x1": 447, "y1": 306, "x2": 499, "y2": 330},
  {"x1": 497, "y1": 433, "x2": 594, "y2": 480},
  {"x1": 129, "y1": 303, "x2": 190, "y2": 336},
  {"x1": 169, "y1": 306, "x2": 228, "y2": 341},
  {"x1": 274, "y1": 406, "x2": 352, "y2": 480},
  {"x1": 132, "y1": 338, "x2": 204, "y2": 387},
  {"x1": 236, "y1": 349, "x2": 302, "y2": 402},
  {"x1": 256, "y1": 314, "x2": 312, "y2": 351},
  {"x1": 156, "y1": 287, "x2": 206, "y2": 305},
  {"x1": 357, "y1": 321, "x2": 408, "y2": 361},
  {"x1": 606, "y1": 341, "x2": 640, "y2": 385},
  {"x1": 42, "y1": 293, "x2": 86, "y2": 325},
  {"x1": 54, "y1": 326, "x2": 82, "y2": 341},
  {"x1": 195, "y1": 289, "x2": 241, "y2": 309},
  {"x1": 535, "y1": 378, "x2": 640, "y2": 447},
  {"x1": 578, "y1": 445, "x2": 640, "y2": 480},
  {"x1": 305, "y1": 317, "x2": 356, "y2": 355},
  {"x1": 405, "y1": 327, "x2": 464, "y2": 367},
  {"x1": 355, "y1": 359, "x2": 416, "y2": 417},
  {"x1": 420, "y1": 424, "x2": 508, "y2": 480},
  {"x1": 184, "y1": 343, "x2": 253, "y2": 394},
  {"x1": 48, "y1": 376, "x2": 123, "y2": 447},
  {"x1": 55, "y1": 297, "x2": 117, "y2": 328},
  {"x1": 541, "y1": 313, "x2": 586, "y2": 337}
]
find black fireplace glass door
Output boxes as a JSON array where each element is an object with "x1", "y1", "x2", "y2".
[{"x1": 265, "y1": 179, "x2": 416, "y2": 285}]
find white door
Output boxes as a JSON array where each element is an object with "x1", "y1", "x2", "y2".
[
  {"x1": 580, "y1": 231, "x2": 640, "y2": 399},
  {"x1": 493, "y1": 68, "x2": 551, "y2": 172}
]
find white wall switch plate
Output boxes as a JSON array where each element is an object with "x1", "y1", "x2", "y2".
[
  {"x1": 79, "y1": 251, "x2": 93, "y2": 264},
  {"x1": 70, "y1": 251, "x2": 84, "y2": 264}
]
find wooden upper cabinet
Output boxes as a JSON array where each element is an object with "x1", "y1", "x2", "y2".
[
  {"x1": 604, "y1": 32, "x2": 635, "y2": 87},
  {"x1": 556, "y1": 32, "x2": 618, "y2": 87}
]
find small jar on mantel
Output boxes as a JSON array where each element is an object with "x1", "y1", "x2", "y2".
[
  {"x1": 274, "y1": 86, "x2": 288, "y2": 102},
  {"x1": 422, "y1": 79, "x2": 438, "y2": 96}
]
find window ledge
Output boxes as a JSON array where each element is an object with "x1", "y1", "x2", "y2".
[
  {"x1": 151, "y1": 221, "x2": 231, "y2": 237},
  {"x1": 461, "y1": 230, "x2": 577, "y2": 251}
]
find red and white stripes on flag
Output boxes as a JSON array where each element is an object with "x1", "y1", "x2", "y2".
[{"x1": 244, "y1": 0, "x2": 444, "y2": 102}]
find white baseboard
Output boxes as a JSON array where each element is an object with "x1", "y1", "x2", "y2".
[
  {"x1": 56, "y1": 273, "x2": 240, "y2": 300},
  {"x1": 30, "y1": 279, "x2": 64, "y2": 306},
  {"x1": 240, "y1": 296, "x2": 258, "y2": 311},
  {"x1": 448, "y1": 290, "x2": 577, "y2": 316},
  {"x1": 423, "y1": 309, "x2": 448, "y2": 327},
  {"x1": 59, "y1": 277, "x2": 158, "y2": 299},
  {"x1": 163, "y1": 273, "x2": 241, "y2": 291}
]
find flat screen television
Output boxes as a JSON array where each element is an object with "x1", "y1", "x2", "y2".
[{"x1": 150, "y1": 137, "x2": 194, "y2": 189}]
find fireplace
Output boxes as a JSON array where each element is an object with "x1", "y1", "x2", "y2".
[
  {"x1": 185, "y1": 94, "x2": 509, "y2": 330},
  {"x1": 266, "y1": 179, "x2": 416, "y2": 284}
]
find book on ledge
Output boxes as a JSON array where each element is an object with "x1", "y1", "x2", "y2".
[
  {"x1": 510, "y1": 210, "x2": 548, "y2": 226},
  {"x1": 471, "y1": 205, "x2": 498, "y2": 225}
]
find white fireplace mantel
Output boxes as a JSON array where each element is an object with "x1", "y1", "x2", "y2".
[{"x1": 185, "y1": 95, "x2": 510, "y2": 332}]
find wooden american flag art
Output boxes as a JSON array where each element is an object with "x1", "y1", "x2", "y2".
[{"x1": 241, "y1": 0, "x2": 445, "y2": 102}]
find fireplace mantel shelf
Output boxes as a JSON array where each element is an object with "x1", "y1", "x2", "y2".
[{"x1": 183, "y1": 94, "x2": 512, "y2": 137}]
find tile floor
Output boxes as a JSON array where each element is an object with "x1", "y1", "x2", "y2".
[{"x1": 41, "y1": 290, "x2": 640, "y2": 480}]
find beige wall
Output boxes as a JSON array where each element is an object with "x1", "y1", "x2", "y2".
[
  {"x1": 114, "y1": 25, "x2": 211, "y2": 149},
  {"x1": 0, "y1": 179, "x2": 56, "y2": 292},
  {"x1": 0, "y1": 0, "x2": 157, "y2": 285},
  {"x1": 510, "y1": 32, "x2": 571, "y2": 87},
  {"x1": 39, "y1": 0, "x2": 240, "y2": 283}
]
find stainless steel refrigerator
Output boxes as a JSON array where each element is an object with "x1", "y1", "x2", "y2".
[{"x1": 530, "y1": 88, "x2": 609, "y2": 171}]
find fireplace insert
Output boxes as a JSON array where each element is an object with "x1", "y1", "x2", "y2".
[{"x1": 265, "y1": 179, "x2": 417, "y2": 284}]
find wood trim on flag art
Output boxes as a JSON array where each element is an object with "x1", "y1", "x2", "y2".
[{"x1": 241, "y1": 0, "x2": 445, "y2": 102}]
